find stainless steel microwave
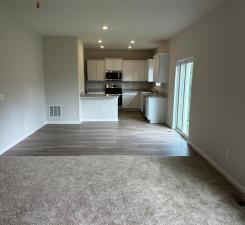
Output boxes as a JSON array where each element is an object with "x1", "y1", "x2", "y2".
[{"x1": 105, "y1": 71, "x2": 122, "y2": 80}]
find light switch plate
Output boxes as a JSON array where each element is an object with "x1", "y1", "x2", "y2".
[{"x1": 0, "y1": 94, "x2": 4, "y2": 101}]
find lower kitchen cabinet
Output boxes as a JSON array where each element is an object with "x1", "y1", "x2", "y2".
[
  {"x1": 145, "y1": 97, "x2": 167, "y2": 123},
  {"x1": 122, "y1": 93, "x2": 140, "y2": 109}
]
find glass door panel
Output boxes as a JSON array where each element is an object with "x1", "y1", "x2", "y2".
[{"x1": 175, "y1": 59, "x2": 193, "y2": 138}]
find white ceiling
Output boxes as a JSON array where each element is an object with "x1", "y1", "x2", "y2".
[{"x1": 0, "y1": 0, "x2": 226, "y2": 49}]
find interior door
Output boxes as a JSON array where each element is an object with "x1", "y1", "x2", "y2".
[{"x1": 175, "y1": 59, "x2": 194, "y2": 138}]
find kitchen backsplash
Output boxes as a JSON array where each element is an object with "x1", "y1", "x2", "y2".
[
  {"x1": 86, "y1": 81, "x2": 155, "y2": 93},
  {"x1": 154, "y1": 84, "x2": 168, "y2": 96}
]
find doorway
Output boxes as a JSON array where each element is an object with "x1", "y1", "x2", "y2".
[{"x1": 174, "y1": 58, "x2": 194, "y2": 139}]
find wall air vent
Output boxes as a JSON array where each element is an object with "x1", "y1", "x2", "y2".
[{"x1": 49, "y1": 106, "x2": 62, "y2": 118}]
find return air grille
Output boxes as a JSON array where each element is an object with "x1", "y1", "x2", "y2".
[{"x1": 49, "y1": 106, "x2": 62, "y2": 117}]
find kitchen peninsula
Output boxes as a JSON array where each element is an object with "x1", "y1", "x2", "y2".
[{"x1": 80, "y1": 94, "x2": 119, "y2": 122}]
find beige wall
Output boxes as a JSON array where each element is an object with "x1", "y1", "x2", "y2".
[
  {"x1": 168, "y1": 0, "x2": 245, "y2": 191},
  {"x1": 43, "y1": 37, "x2": 81, "y2": 123},
  {"x1": 155, "y1": 41, "x2": 170, "y2": 54},
  {"x1": 78, "y1": 39, "x2": 85, "y2": 94},
  {"x1": 85, "y1": 49, "x2": 155, "y2": 60},
  {"x1": 0, "y1": 14, "x2": 46, "y2": 154}
]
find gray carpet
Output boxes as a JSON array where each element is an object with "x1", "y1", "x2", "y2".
[{"x1": 0, "y1": 156, "x2": 244, "y2": 225}]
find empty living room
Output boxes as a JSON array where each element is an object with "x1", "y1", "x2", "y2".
[{"x1": 0, "y1": 0, "x2": 245, "y2": 224}]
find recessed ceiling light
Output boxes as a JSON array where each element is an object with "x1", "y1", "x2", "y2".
[
  {"x1": 102, "y1": 25, "x2": 108, "y2": 30},
  {"x1": 98, "y1": 40, "x2": 103, "y2": 43},
  {"x1": 100, "y1": 45, "x2": 104, "y2": 49},
  {"x1": 131, "y1": 40, "x2": 135, "y2": 44},
  {"x1": 128, "y1": 46, "x2": 132, "y2": 49}
]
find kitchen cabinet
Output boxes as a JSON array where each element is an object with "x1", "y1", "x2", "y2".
[
  {"x1": 145, "y1": 96, "x2": 167, "y2": 123},
  {"x1": 133, "y1": 60, "x2": 146, "y2": 81},
  {"x1": 122, "y1": 60, "x2": 146, "y2": 81},
  {"x1": 87, "y1": 60, "x2": 105, "y2": 81},
  {"x1": 147, "y1": 59, "x2": 154, "y2": 82},
  {"x1": 96, "y1": 60, "x2": 106, "y2": 80},
  {"x1": 139, "y1": 93, "x2": 144, "y2": 112},
  {"x1": 105, "y1": 58, "x2": 123, "y2": 71},
  {"x1": 122, "y1": 92, "x2": 140, "y2": 109},
  {"x1": 123, "y1": 60, "x2": 134, "y2": 81},
  {"x1": 153, "y1": 53, "x2": 169, "y2": 83}
]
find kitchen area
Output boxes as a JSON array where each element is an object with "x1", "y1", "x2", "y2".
[{"x1": 80, "y1": 51, "x2": 169, "y2": 123}]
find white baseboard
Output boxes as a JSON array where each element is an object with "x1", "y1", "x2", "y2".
[
  {"x1": 188, "y1": 141, "x2": 245, "y2": 195},
  {"x1": 47, "y1": 121, "x2": 82, "y2": 124},
  {"x1": 81, "y1": 119, "x2": 118, "y2": 122},
  {"x1": 0, "y1": 122, "x2": 47, "y2": 155}
]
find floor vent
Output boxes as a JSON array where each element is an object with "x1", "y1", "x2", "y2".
[{"x1": 49, "y1": 106, "x2": 62, "y2": 118}]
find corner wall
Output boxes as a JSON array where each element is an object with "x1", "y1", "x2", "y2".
[
  {"x1": 0, "y1": 14, "x2": 46, "y2": 154},
  {"x1": 43, "y1": 37, "x2": 81, "y2": 124},
  {"x1": 168, "y1": 0, "x2": 245, "y2": 191}
]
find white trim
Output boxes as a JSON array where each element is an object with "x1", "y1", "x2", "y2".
[
  {"x1": 0, "y1": 122, "x2": 47, "y2": 155},
  {"x1": 81, "y1": 119, "x2": 118, "y2": 122},
  {"x1": 188, "y1": 141, "x2": 245, "y2": 195},
  {"x1": 47, "y1": 121, "x2": 82, "y2": 124}
]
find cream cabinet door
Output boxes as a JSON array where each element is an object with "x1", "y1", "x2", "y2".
[
  {"x1": 147, "y1": 59, "x2": 154, "y2": 82},
  {"x1": 123, "y1": 60, "x2": 134, "y2": 81},
  {"x1": 122, "y1": 95, "x2": 131, "y2": 108},
  {"x1": 153, "y1": 55, "x2": 159, "y2": 82},
  {"x1": 105, "y1": 59, "x2": 114, "y2": 71},
  {"x1": 130, "y1": 94, "x2": 140, "y2": 108},
  {"x1": 87, "y1": 60, "x2": 97, "y2": 81},
  {"x1": 114, "y1": 59, "x2": 123, "y2": 71},
  {"x1": 96, "y1": 60, "x2": 105, "y2": 81},
  {"x1": 133, "y1": 60, "x2": 146, "y2": 81}
]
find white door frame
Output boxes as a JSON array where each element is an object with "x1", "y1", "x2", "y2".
[{"x1": 173, "y1": 57, "x2": 194, "y2": 140}]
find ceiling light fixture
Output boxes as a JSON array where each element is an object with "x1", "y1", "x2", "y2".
[
  {"x1": 98, "y1": 40, "x2": 103, "y2": 43},
  {"x1": 128, "y1": 46, "x2": 132, "y2": 49},
  {"x1": 131, "y1": 40, "x2": 135, "y2": 44},
  {"x1": 102, "y1": 25, "x2": 109, "y2": 30},
  {"x1": 100, "y1": 45, "x2": 104, "y2": 49}
]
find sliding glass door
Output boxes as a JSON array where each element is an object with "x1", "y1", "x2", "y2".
[{"x1": 175, "y1": 59, "x2": 193, "y2": 138}]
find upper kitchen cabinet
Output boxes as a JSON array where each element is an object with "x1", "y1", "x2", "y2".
[
  {"x1": 123, "y1": 60, "x2": 134, "y2": 81},
  {"x1": 123, "y1": 60, "x2": 146, "y2": 81},
  {"x1": 133, "y1": 60, "x2": 146, "y2": 81},
  {"x1": 87, "y1": 60, "x2": 105, "y2": 81},
  {"x1": 153, "y1": 53, "x2": 169, "y2": 83},
  {"x1": 147, "y1": 59, "x2": 154, "y2": 82},
  {"x1": 105, "y1": 58, "x2": 123, "y2": 71}
]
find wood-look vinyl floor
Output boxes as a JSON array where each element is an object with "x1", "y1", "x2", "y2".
[{"x1": 4, "y1": 112, "x2": 199, "y2": 157}]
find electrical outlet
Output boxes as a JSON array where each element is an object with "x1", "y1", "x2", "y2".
[
  {"x1": 72, "y1": 110, "x2": 76, "y2": 115},
  {"x1": 225, "y1": 149, "x2": 230, "y2": 159}
]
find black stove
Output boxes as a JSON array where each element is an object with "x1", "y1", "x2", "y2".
[{"x1": 105, "y1": 84, "x2": 122, "y2": 110}]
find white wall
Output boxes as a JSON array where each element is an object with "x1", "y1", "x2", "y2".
[
  {"x1": 43, "y1": 37, "x2": 81, "y2": 124},
  {"x1": 0, "y1": 14, "x2": 46, "y2": 154},
  {"x1": 168, "y1": 0, "x2": 245, "y2": 191}
]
